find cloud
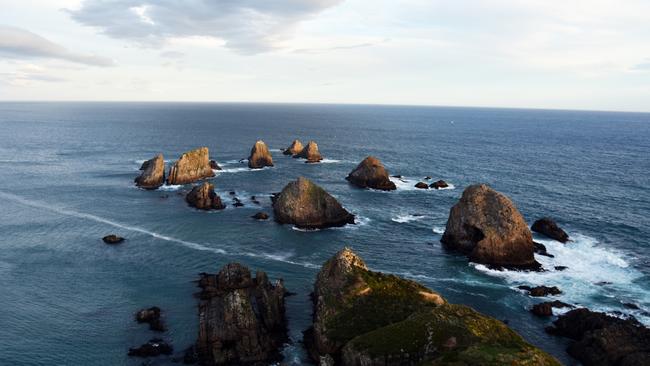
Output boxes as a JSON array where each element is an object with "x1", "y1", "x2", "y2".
[
  {"x1": 0, "y1": 25, "x2": 114, "y2": 66},
  {"x1": 68, "y1": 0, "x2": 344, "y2": 54},
  {"x1": 0, "y1": 64, "x2": 67, "y2": 86},
  {"x1": 630, "y1": 59, "x2": 650, "y2": 71}
]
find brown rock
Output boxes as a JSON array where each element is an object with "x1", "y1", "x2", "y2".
[
  {"x1": 272, "y1": 177, "x2": 354, "y2": 229},
  {"x1": 209, "y1": 160, "x2": 222, "y2": 170},
  {"x1": 531, "y1": 301, "x2": 572, "y2": 317},
  {"x1": 248, "y1": 140, "x2": 274, "y2": 169},
  {"x1": 430, "y1": 180, "x2": 449, "y2": 189},
  {"x1": 345, "y1": 156, "x2": 396, "y2": 191},
  {"x1": 441, "y1": 184, "x2": 540, "y2": 269},
  {"x1": 415, "y1": 182, "x2": 429, "y2": 189},
  {"x1": 102, "y1": 235, "x2": 124, "y2": 244},
  {"x1": 295, "y1": 140, "x2": 322, "y2": 163},
  {"x1": 167, "y1": 147, "x2": 215, "y2": 185},
  {"x1": 518, "y1": 285, "x2": 562, "y2": 297},
  {"x1": 252, "y1": 212, "x2": 269, "y2": 220},
  {"x1": 283, "y1": 139, "x2": 304, "y2": 155},
  {"x1": 135, "y1": 306, "x2": 165, "y2": 331},
  {"x1": 135, "y1": 154, "x2": 165, "y2": 189},
  {"x1": 532, "y1": 217, "x2": 569, "y2": 243},
  {"x1": 186, "y1": 182, "x2": 225, "y2": 210}
]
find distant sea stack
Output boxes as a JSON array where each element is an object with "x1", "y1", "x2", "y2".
[
  {"x1": 441, "y1": 184, "x2": 540, "y2": 270},
  {"x1": 167, "y1": 147, "x2": 215, "y2": 185},
  {"x1": 186, "y1": 182, "x2": 225, "y2": 210},
  {"x1": 283, "y1": 139, "x2": 304, "y2": 156},
  {"x1": 248, "y1": 140, "x2": 274, "y2": 169},
  {"x1": 304, "y1": 248, "x2": 560, "y2": 365},
  {"x1": 532, "y1": 217, "x2": 569, "y2": 243},
  {"x1": 134, "y1": 154, "x2": 165, "y2": 189},
  {"x1": 195, "y1": 263, "x2": 288, "y2": 365},
  {"x1": 346, "y1": 156, "x2": 396, "y2": 191},
  {"x1": 295, "y1": 140, "x2": 322, "y2": 163},
  {"x1": 272, "y1": 177, "x2": 354, "y2": 229}
]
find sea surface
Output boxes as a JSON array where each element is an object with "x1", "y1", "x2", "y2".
[{"x1": 0, "y1": 102, "x2": 649, "y2": 365}]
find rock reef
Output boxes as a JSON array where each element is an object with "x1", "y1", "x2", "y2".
[
  {"x1": 430, "y1": 180, "x2": 449, "y2": 189},
  {"x1": 441, "y1": 184, "x2": 540, "y2": 270},
  {"x1": 283, "y1": 139, "x2": 304, "y2": 156},
  {"x1": 272, "y1": 177, "x2": 354, "y2": 229},
  {"x1": 248, "y1": 140, "x2": 274, "y2": 169},
  {"x1": 135, "y1": 154, "x2": 165, "y2": 189},
  {"x1": 532, "y1": 217, "x2": 569, "y2": 243},
  {"x1": 295, "y1": 140, "x2": 322, "y2": 163},
  {"x1": 136, "y1": 306, "x2": 165, "y2": 332},
  {"x1": 186, "y1": 182, "x2": 225, "y2": 210},
  {"x1": 346, "y1": 156, "x2": 396, "y2": 191},
  {"x1": 167, "y1": 147, "x2": 215, "y2": 185}
]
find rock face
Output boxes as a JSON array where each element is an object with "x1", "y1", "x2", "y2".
[
  {"x1": 441, "y1": 184, "x2": 539, "y2": 269},
  {"x1": 532, "y1": 217, "x2": 569, "y2": 243},
  {"x1": 136, "y1": 306, "x2": 165, "y2": 331},
  {"x1": 346, "y1": 156, "x2": 396, "y2": 191},
  {"x1": 248, "y1": 140, "x2": 274, "y2": 169},
  {"x1": 195, "y1": 263, "x2": 288, "y2": 366},
  {"x1": 272, "y1": 177, "x2": 354, "y2": 229},
  {"x1": 167, "y1": 147, "x2": 215, "y2": 185},
  {"x1": 295, "y1": 140, "x2": 322, "y2": 163},
  {"x1": 546, "y1": 308, "x2": 650, "y2": 366},
  {"x1": 304, "y1": 248, "x2": 560, "y2": 366},
  {"x1": 102, "y1": 235, "x2": 124, "y2": 244},
  {"x1": 283, "y1": 139, "x2": 304, "y2": 155},
  {"x1": 430, "y1": 180, "x2": 449, "y2": 189},
  {"x1": 135, "y1": 154, "x2": 165, "y2": 189},
  {"x1": 186, "y1": 182, "x2": 225, "y2": 210}
]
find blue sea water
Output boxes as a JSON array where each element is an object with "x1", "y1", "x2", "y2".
[{"x1": 0, "y1": 102, "x2": 649, "y2": 365}]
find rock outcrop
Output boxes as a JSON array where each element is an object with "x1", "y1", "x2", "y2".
[
  {"x1": 209, "y1": 160, "x2": 222, "y2": 170},
  {"x1": 345, "y1": 156, "x2": 396, "y2": 191},
  {"x1": 295, "y1": 140, "x2": 322, "y2": 163},
  {"x1": 283, "y1": 139, "x2": 304, "y2": 156},
  {"x1": 102, "y1": 235, "x2": 124, "y2": 244},
  {"x1": 128, "y1": 338, "x2": 173, "y2": 358},
  {"x1": 441, "y1": 184, "x2": 540, "y2": 269},
  {"x1": 532, "y1": 217, "x2": 569, "y2": 243},
  {"x1": 186, "y1": 182, "x2": 225, "y2": 210},
  {"x1": 518, "y1": 285, "x2": 562, "y2": 297},
  {"x1": 195, "y1": 263, "x2": 288, "y2": 365},
  {"x1": 248, "y1": 140, "x2": 274, "y2": 169},
  {"x1": 136, "y1": 306, "x2": 165, "y2": 331},
  {"x1": 415, "y1": 182, "x2": 429, "y2": 189},
  {"x1": 272, "y1": 177, "x2": 354, "y2": 229},
  {"x1": 530, "y1": 301, "x2": 572, "y2": 317},
  {"x1": 304, "y1": 248, "x2": 560, "y2": 366},
  {"x1": 546, "y1": 308, "x2": 650, "y2": 366},
  {"x1": 167, "y1": 147, "x2": 215, "y2": 185},
  {"x1": 135, "y1": 154, "x2": 165, "y2": 189},
  {"x1": 430, "y1": 180, "x2": 449, "y2": 189},
  {"x1": 252, "y1": 212, "x2": 269, "y2": 220}
]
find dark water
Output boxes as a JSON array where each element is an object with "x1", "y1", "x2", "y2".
[{"x1": 1, "y1": 102, "x2": 649, "y2": 365}]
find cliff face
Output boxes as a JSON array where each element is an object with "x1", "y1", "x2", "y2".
[
  {"x1": 346, "y1": 156, "x2": 396, "y2": 191},
  {"x1": 305, "y1": 248, "x2": 560, "y2": 366},
  {"x1": 196, "y1": 263, "x2": 288, "y2": 366},
  {"x1": 248, "y1": 140, "x2": 274, "y2": 169},
  {"x1": 167, "y1": 147, "x2": 215, "y2": 185},
  {"x1": 135, "y1": 154, "x2": 165, "y2": 189}
]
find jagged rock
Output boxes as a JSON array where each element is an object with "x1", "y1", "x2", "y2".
[
  {"x1": 304, "y1": 248, "x2": 560, "y2": 366},
  {"x1": 346, "y1": 156, "x2": 396, "y2": 191},
  {"x1": 136, "y1": 306, "x2": 165, "y2": 331},
  {"x1": 272, "y1": 177, "x2": 354, "y2": 229},
  {"x1": 546, "y1": 308, "x2": 650, "y2": 366},
  {"x1": 252, "y1": 212, "x2": 269, "y2": 220},
  {"x1": 295, "y1": 140, "x2": 322, "y2": 163},
  {"x1": 128, "y1": 338, "x2": 173, "y2": 358},
  {"x1": 430, "y1": 180, "x2": 449, "y2": 189},
  {"x1": 209, "y1": 160, "x2": 222, "y2": 170},
  {"x1": 555, "y1": 266, "x2": 568, "y2": 271},
  {"x1": 135, "y1": 154, "x2": 165, "y2": 189},
  {"x1": 186, "y1": 182, "x2": 225, "y2": 210},
  {"x1": 195, "y1": 263, "x2": 288, "y2": 365},
  {"x1": 283, "y1": 139, "x2": 304, "y2": 155},
  {"x1": 441, "y1": 184, "x2": 540, "y2": 270},
  {"x1": 102, "y1": 235, "x2": 124, "y2": 244},
  {"x1": 248, "y1": 140, "x2": 274, "y2": 169},
  {"x1": 532, "y1": 217, "x2": 569, "y2": 243},
  {"x1": 531, "y1": 301, "x2": 573, "y2": 317},
  {"x1": 518, "y1": 285, "x2": 562, "y2": 297},
  {"x1": 168, "y1": 147, "x2": 215, "y2": 185},
  {"x1": 534, "y1": 242, "x2": 554, "y2": 257},
  {"x1": 414, "y1": 182, "x2": 429, "y2": 189}
]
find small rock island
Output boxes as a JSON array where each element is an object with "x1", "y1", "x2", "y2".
[
  {"x1": 186, "y1": 182, "x2": 225, "y2": 210},
  {"x1": 134, "y1": 154, "x2": 165, "y2": 189},
  {"x1": 295, "y1": 140, "x2": 323, "y2": 163},
  {"x1": 248, "y1": 140, "x2": 274, "y2": 169},
  {"x1": 283, "y1": 139, "x2": 304, "y2": 155},
  {"x1": 167, "y1": 147, "x2": 215, "y2": 185},
  {"x1": 532, "y1": 217, "x2": 569, "y2": 243},
  {"x1": 346, "y1": 156, "x2": 396, "y2": 191}
]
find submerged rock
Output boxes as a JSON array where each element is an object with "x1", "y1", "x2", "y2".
[
  {"x1": 272, "y1": 177, "x2": 354, "y2": 229},
  {"x1": 345, "y1": 156, "x2": 396, "y2": 191},
  {"x1": 248, "y1": 140, "x2": 274, "y2": 169},
  {"x1": 532, "y1": 217, "x2": 569, "y2": 243},
  {"x1": 304, "y1": 248, "x2": 560, "y2": 365},
  {"x1": 430, "y1": 180, "x2": 449, "y2": 189},
  {"x1": 167, "y1": 147, "x2": 215, "y2": 185},
  {"x1": 283, "y1": 139, "x2": 304, "y2": 156},
  {"x1": 295, "y1": 140, "x2": 322, "y2": 163},
  {"x1": 441, "y1": 184, "x2": 540, "y2": 270},
  {"x1": 195, "y1": 263, "x2": 288, "y2": 365},
  {"x1": 252, "y1": 212, "x2": 269, "y2": 220},
  {"x1": 128, "y1": 338, "x2": 173, "y2": 358},
  {"x1": 186, "y1": 182, "x2": 225, "y2": 210},
  {"x1": 135, "y1": 154, "x2": 165, "y2": 189},
  {"x1": 518, "y1": 285, "x2": 562, "y2": 297},
  {"x1": 102, "y1": 235, "x2": 124, "y2": 244},
  {"x1": 546, "y1": 308, "x2": 650, "y2": 366},
  {"x1": 136, "y1": 306, "x2": 165, "y2": 332},
  {"x1": 414, "y1": 181, "x2": 429, "y2": 189}
]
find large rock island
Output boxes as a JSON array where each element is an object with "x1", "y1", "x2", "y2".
[
  {"x1": 441, "y1": 184, "x2": 540, "y2": 270},
  {"x1": 272, "y1": 177, "x2": 354, "y2": 229},
  {"x1": 134, "y1": 154, "x2": 165, "y2": 189},
  {"x1": 194, "y1": 263, "x2": 288, "y2": 365},
  {"x1": 304, "y1": 248, "x2": 560, "y2": 365},
  {"x1": 346, "y1": 156, "x2": 396, "y2": 191},
  {"x1": 248, "y1": 140, "x2": 274, "y2": 169},
  {"x1": 167, "y1": 147, "x2": 215, "y2": 185}
]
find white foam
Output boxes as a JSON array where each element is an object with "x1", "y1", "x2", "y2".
[
  {"x1": 432, "y1": 226, "x2": 445, "y2": 234},
  {"x1": 291, "y1": 226, "x2": 321, "y2": 232},
  {"x1": 158, "y1": 184, "x2": 182, "y2": 191},
  {"x1": 392, "y1": 213, "x2": 426, "y2": 223},
  {"x1": 320, "y1": 158, "x2": 341, "y2": 164},
  {"x1": 388, "y1": 177, "x2": 455, "y2": 192}
]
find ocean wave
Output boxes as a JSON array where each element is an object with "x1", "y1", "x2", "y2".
[
  {"x1": 391, "y1": 213, "x2": 426, "y2": 223},
  {"x1": 388, "y1": 177, "x2": 455, "y2": 192},
  {"x1": 320, "y1": 158, "x2": 341, "y2": 164},
  {"x1": 432, "y1": 226, "x2": 445, "y2": 234},
  {"x1": 158, "y1": 184, "x2": 182, "y2": 191}
]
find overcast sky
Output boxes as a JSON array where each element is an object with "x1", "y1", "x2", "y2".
[{"x1": 1, "y1": 0, "x2": 649, "y2": 111}]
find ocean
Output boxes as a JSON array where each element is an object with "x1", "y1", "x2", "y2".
[{"x1": 0, "y1": 102, "x2": 648, "y2": 365}]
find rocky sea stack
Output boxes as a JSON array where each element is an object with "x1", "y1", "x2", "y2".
[
  {"x1": 283, "y1": 139, "x2": 304, "y2": 156},
  {"x1": 272, "y1": 177, "x2": 354, "y2": 229},
  {"x1": 195, "y1": 263, "x2": 288, "y2": 365},
  {"x1": 295, "y1": 140, "x2": 322, "y2": 163},
  {"x1": 346, "y1": 156, "x2": 396, "y2": 191},
  {"x1": 441, "y1": 184, "x2": 540, "y2": 270},
  {"x1": 248, "y1": 140, "x2": 274, "y2": 169},
  {"x1": 532, "y1": 217, "x2": 569, "y2": 243},
  {"x1": 186, "y1": 182, "x2": 225, "y2": 210},
  {"x1": 304, "y1": 248, "x2": 560, "y2": 365},
  {"x1": 167, "y1": 147, "x2": 215, "y2": 185},
  {"x1": 134, "y1": 154, "x2": 165, "y2": 189}
]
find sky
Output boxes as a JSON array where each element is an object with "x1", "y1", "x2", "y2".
[{"x1": 1, "y1": 0, "x2": 649, "y2": 112}]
